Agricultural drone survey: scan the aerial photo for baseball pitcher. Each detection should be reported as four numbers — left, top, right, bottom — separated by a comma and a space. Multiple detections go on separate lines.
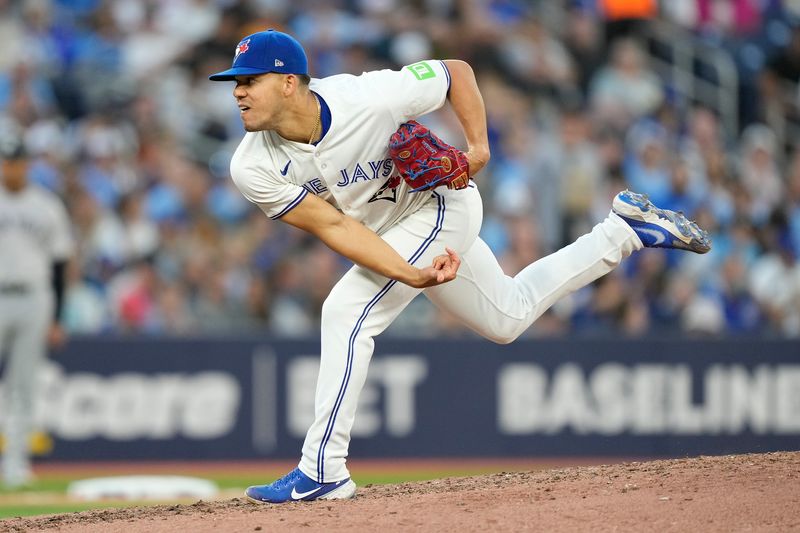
209, 29, 710, 503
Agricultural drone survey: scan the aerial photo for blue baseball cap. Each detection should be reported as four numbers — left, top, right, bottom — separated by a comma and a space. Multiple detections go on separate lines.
209, 29, 308, 81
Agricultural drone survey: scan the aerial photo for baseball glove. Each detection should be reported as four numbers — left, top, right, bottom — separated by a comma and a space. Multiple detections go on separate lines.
388, 121, 470, 192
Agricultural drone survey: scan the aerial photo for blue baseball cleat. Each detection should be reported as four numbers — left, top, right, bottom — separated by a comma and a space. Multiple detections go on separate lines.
245, 468, 356, 503
612, 190, 711, 254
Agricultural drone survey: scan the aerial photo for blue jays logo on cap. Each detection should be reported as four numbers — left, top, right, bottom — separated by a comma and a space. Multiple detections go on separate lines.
209, 29, 308, 81
234, 39, 250, 60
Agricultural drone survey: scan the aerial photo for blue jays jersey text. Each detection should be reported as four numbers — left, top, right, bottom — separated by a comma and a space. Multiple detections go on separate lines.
336, 159, 394, 187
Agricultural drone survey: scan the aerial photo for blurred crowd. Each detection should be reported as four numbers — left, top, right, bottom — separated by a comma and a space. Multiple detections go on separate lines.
1, 0, 800, 338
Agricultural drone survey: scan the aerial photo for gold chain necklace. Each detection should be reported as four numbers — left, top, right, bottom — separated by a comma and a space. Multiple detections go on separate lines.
308, 93, 321, 144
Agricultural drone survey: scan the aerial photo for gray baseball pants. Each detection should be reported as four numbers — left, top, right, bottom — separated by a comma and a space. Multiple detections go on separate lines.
0, 286, 51, 486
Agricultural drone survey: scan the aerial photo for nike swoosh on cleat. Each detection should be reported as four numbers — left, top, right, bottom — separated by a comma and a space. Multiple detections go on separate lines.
636, 227, 667, 245
280, 160, 292, 176
291, 486, 324, 500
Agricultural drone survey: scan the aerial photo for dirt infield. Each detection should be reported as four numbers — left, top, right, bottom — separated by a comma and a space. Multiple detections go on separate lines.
2, 451, 798, 532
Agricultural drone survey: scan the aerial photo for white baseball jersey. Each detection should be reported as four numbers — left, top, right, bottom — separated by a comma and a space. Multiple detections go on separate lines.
0, 185, 72, 286
225, 58, 647, 486
230, 60, 451, 235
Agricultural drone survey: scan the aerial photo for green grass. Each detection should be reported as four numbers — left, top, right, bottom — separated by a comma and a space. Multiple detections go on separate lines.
0, 469, 494, 519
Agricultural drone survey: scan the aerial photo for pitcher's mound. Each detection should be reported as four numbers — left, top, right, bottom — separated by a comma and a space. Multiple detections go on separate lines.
3, 451, 798, 532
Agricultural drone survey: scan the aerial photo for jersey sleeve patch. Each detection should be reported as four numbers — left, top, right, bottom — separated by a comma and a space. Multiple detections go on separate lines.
406, 61, 437, 80
366, 60, 450, 123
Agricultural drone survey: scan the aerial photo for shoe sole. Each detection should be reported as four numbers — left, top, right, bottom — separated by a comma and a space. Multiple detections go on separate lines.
245, 480, 357, 504
613, 190, 711, 254
317, 479, 357, 500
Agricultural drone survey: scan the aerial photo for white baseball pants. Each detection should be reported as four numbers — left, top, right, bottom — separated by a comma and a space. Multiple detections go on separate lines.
300, 185, 642, 482
0, 287, 51, 486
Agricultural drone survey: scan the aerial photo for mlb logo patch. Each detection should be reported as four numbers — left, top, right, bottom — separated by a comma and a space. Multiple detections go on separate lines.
234, 39, 250, 60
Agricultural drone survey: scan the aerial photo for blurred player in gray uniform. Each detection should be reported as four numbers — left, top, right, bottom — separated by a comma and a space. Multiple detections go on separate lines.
0, 129, 73, 488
